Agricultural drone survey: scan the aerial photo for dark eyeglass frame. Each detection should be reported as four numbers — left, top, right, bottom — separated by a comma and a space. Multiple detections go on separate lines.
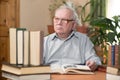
54, 17, 74, 24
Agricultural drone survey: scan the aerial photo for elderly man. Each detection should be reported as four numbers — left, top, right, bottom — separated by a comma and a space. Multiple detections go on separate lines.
43, 2, 101, 71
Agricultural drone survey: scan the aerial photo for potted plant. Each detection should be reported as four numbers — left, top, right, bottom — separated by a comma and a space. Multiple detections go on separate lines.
48, 0, 66, 22
90, 15, 120, 45
89, 15, 120, 64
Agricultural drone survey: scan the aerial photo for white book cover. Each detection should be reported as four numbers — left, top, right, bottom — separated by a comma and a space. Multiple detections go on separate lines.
24, 31, 30, 65
106, 73, 120, 80
2, 72, 50, 80
17, 30, 24, 64
9, 28, 17, 64
30, 31, 43, 66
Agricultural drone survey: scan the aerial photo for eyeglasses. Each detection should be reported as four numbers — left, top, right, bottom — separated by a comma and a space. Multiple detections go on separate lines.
54, 17, 74, 24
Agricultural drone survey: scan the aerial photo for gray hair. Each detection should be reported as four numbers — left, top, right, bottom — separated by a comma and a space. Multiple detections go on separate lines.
55, 1, 81, 25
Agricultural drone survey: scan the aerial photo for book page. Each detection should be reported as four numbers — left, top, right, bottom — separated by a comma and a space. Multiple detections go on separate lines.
75, 65, 91, 70
50, 64, 93, 74
62, 64, 91, 71
50, 64, 64, 74
61, 64, 94, 74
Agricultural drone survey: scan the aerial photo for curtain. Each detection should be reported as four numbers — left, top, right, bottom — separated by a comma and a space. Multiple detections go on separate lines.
90, 0, 106, 19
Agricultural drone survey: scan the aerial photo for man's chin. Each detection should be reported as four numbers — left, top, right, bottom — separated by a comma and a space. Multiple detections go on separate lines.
56, 32, 64, 35
55, 30, 63, 34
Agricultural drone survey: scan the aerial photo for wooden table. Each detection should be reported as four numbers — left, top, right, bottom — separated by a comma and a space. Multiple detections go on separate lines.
51, 71, 106, 80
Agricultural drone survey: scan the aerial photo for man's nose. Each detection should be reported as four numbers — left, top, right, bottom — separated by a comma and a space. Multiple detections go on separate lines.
57, 19, 62, 24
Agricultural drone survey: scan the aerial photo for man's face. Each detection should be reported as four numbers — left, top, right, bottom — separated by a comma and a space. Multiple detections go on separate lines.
53, 8, 76, 35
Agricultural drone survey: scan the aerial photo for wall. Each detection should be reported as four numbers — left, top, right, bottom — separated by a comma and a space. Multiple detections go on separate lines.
20, 0, 89, 36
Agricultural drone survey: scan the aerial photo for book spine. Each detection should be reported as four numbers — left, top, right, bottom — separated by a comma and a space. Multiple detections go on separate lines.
115, 45, 120, 66
28, 31, 30, 66
23, 31, 30, 66
30, 31, 41, 66
16, 28, 26, 65
115, 45, 119, 67
107, 45, 111, 66
111, 45, 115, 66
9, 28, 17, 64
40, 31, 44, 65
118, 44, 120, 67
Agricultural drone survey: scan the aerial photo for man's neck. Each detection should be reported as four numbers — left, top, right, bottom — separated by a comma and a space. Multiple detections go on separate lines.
57, 33, 69, 39
56, 31, 73, 40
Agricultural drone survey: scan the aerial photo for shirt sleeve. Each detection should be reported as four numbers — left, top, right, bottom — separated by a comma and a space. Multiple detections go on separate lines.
84, 36, 102, 65
43, 36, 49, 65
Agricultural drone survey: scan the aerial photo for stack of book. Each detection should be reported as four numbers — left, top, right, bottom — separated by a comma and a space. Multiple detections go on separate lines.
1, 28, 52, 80
1, 63, 51, 80
107, 45, 120, 67
106, 66, 120, 80
106, 44, 120, 80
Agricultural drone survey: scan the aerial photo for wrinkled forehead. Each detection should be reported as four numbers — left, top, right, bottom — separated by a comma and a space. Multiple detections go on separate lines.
55, 8, 74, 19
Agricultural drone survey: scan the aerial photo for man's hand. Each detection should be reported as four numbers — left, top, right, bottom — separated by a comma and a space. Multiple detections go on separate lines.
86, 60, 97, 71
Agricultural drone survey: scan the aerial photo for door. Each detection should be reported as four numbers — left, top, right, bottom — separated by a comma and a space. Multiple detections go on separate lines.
0, 0, 19, 80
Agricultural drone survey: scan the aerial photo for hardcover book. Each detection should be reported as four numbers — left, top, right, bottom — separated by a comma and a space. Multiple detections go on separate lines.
17, 29, 26, 64
23, 30, 30, 65
115, 45, 119, 67
9, 28, 26, 64
106, 73, 120, 80
107, 66, 120, 75
9, 28, 17, 64
1, 63, 51, 75
30, 31, 44, 66
2, 72, 50, 80
107, 45, 120, 67
111, 45, 115, 66
107, 45, 112, 66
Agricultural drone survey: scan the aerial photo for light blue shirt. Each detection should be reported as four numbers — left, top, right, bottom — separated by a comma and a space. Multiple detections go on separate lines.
43, 31, 101, 66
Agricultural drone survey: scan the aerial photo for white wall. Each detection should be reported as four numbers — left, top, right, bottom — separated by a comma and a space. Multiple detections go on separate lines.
20, 0, 51, 35
20, 0, 89, 36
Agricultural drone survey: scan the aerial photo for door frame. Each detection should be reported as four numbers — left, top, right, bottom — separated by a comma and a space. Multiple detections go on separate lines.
15, 0, 20, 27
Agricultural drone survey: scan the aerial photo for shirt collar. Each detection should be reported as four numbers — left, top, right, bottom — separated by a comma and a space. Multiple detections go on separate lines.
51, 31, 78, 40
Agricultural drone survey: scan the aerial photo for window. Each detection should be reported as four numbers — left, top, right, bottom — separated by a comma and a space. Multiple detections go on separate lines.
106, 0, 120, 32
106, 0, 120, 18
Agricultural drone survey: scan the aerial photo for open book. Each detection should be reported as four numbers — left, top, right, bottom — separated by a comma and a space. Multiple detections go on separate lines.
51, 64, 94, 74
